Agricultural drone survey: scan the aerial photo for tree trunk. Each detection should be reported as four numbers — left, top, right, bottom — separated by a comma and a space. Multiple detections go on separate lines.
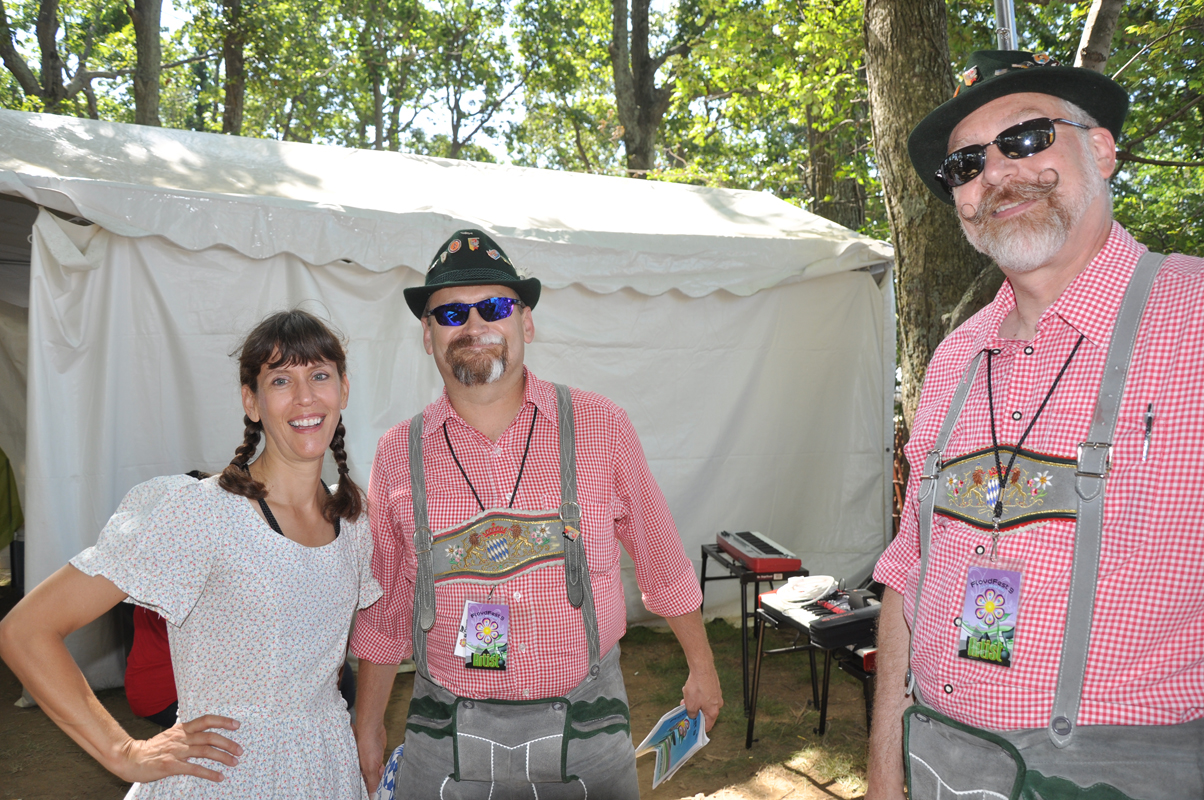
1075, 0, 1125, 72
608, 0, 679, 177
864, 0, 995, 426
808, 115, 866, 230
128, 0, 162, 126
35, 0, 66, 109
221, 0, 244, 135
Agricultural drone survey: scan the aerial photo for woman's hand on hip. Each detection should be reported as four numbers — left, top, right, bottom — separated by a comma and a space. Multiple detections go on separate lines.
115, 714, 242, 783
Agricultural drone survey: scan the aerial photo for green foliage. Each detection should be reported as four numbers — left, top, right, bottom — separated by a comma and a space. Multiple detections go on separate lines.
507, 0, 624, 172
0, 0, 136, 115
655, 0, 883, 237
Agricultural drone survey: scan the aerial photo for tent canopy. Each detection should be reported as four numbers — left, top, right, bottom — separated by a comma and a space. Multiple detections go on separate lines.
0, 109, 894, 688
0, 110, 889, 295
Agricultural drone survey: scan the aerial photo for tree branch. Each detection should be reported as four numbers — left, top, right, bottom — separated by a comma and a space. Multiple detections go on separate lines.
0, 0, 43, 97
1116, 151, 1204, 168
1123, 93, 1202, 152
1110, 25, 1190, 81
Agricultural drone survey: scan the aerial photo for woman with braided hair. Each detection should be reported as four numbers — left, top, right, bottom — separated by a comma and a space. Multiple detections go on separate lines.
0, 310, 381, 799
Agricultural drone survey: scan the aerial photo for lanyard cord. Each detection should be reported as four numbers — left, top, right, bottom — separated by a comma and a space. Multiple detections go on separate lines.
443, 406, 539, 513
985, 333, 1086, 522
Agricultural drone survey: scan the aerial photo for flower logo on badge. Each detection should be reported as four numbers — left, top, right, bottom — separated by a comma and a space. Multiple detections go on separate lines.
476, 618, 500, 645
975, 589, 1006, 625
449, 239, 461, 253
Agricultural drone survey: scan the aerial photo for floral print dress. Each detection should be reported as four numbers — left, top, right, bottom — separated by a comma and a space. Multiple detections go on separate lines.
72, 474, 382, 799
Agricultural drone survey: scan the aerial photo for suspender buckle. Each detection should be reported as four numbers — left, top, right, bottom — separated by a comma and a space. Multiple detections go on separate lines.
413, 526, 433, 554
1075, 442, 1112, 478
560, 501, 582, 525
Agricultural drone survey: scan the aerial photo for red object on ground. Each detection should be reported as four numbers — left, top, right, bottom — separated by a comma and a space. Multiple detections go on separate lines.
125, 606, 177, 718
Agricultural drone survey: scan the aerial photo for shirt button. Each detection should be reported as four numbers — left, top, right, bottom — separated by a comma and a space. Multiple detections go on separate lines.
991, 348, 1001, 355
953, 617, 962, 627
975, 545, 985, 555
523, 688, 530, 698
1012, 411, 1022, 420
944, 684, 954, 694
1023, 346, 1034, 355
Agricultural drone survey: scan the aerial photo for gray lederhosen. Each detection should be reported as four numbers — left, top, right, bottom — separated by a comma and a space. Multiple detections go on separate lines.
392, 384, 640, 800
904, 252, 1204, 800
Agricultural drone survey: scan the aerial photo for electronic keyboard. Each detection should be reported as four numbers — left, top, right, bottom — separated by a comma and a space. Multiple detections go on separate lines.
715, 530, 802, 573
759, 590, 881, 650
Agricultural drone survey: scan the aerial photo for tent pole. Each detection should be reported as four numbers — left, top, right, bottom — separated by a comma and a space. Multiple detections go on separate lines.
993, 0, 1018, 50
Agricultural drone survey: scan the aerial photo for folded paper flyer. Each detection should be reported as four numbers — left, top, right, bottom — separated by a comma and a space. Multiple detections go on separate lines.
634, 705, 710, 788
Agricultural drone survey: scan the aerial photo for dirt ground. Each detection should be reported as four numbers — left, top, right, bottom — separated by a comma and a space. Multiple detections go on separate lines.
0, 583, 870, 799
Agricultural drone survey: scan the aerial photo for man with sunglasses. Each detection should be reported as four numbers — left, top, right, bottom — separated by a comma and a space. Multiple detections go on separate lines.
867, 51, 1204, 800
350, 229, 722, 797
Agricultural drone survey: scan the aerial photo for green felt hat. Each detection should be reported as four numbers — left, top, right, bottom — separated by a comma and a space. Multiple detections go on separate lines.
403, 229, 541, 319
909, 50, 1129, 204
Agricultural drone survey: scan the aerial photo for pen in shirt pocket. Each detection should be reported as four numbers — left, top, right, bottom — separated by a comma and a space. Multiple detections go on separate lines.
1142, 403, 1154, 462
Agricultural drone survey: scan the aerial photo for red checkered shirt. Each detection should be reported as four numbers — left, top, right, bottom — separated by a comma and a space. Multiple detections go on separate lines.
876, 224, 1204, 729
351, 370, 701, 699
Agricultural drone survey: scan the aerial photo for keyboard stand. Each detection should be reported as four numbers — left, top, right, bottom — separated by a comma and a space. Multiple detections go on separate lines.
745, 605, 876, 749
698, 543, 808, 714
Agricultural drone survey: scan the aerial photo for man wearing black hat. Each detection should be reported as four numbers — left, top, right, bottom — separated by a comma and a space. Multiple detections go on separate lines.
350, 229, 723, 798
867, 52, 1204, 799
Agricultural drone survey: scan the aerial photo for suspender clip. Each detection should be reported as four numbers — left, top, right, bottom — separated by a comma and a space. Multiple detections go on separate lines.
919, 449, 943, 481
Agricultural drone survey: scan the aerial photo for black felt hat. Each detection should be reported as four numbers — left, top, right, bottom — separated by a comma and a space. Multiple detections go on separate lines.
403, 229, 541, 319
909, 50, 1129, 204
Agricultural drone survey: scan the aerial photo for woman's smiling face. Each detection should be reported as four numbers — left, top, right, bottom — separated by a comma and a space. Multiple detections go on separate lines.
241, 356, 349, 467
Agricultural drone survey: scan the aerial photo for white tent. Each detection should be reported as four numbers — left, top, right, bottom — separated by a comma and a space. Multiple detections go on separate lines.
0, 109, 895, 688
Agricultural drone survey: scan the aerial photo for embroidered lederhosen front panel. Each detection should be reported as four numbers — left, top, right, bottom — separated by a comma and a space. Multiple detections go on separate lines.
935, 446, 1079, 531
432, 508, 567, 584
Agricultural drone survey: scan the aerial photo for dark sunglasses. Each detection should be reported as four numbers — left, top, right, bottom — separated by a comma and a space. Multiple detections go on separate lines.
425, 297, 524, 326
937, 117, 1091, 193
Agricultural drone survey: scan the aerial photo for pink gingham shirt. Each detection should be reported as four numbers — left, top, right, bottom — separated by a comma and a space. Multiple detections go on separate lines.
351, 370, 700, 699
876, 224, 1204, 729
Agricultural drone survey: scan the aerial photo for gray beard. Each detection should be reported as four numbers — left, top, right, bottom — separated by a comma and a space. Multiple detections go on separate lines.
959, 169, 1099, 274
447, 335, 508, 386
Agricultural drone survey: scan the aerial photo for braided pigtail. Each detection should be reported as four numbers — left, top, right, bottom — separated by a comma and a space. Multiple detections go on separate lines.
324, 415, 364, 522
218, 415, 268, 500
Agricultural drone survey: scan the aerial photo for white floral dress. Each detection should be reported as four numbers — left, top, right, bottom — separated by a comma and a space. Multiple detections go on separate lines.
71, 474, 383, 799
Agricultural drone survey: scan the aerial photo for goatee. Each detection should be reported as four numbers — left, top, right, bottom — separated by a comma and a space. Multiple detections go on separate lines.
446, 333, 508, 386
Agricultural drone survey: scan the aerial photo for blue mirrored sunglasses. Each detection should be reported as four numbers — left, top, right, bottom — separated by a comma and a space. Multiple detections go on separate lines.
426, 297, 524, 326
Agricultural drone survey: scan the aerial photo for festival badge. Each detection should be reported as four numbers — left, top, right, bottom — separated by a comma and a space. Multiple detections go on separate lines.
486, 249, 501, 260
463, 601, 509, 670
449, 239, 462, 253
468, 237, 480, 250
956, 560, 1023, 668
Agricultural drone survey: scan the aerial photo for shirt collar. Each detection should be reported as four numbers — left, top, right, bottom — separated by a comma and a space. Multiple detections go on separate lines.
970, 222, 1145, 351
421, 367, 554, 438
